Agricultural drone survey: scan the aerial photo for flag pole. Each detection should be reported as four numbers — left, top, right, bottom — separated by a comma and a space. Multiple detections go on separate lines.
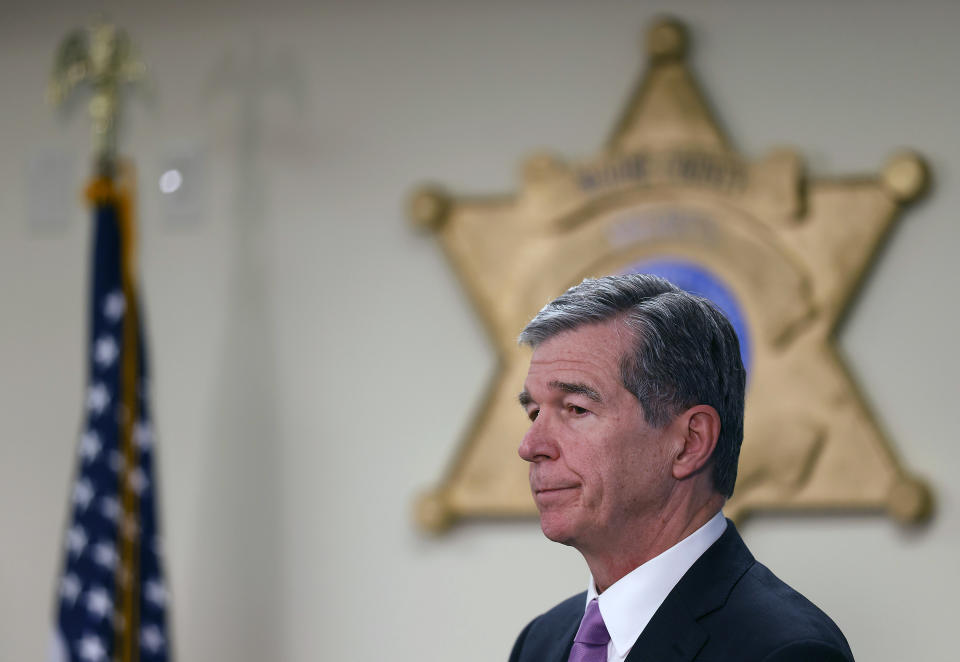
48, 22, 170, 662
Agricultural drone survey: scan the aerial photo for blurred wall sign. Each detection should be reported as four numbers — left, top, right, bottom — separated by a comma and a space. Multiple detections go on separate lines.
409, 18, 933, 533
157, 147, 207, 228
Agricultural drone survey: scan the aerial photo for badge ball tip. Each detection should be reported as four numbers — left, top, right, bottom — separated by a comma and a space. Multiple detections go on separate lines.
882, 151, 929, 203
408, 186, 451, 232
646, 17, 687, 61
415, 489, 456, 533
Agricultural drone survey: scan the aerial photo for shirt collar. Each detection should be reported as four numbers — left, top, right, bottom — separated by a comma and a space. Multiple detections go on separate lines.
585, 511, 727, 658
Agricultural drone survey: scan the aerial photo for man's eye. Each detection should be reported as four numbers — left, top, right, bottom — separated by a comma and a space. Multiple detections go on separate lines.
567, 405, 588, 415
528, 409, 539, 422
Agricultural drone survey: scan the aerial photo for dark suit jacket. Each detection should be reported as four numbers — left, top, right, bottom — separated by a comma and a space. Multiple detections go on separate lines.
509, 522, 853, 662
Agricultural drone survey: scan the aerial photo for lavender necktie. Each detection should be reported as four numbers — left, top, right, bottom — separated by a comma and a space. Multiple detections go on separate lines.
567, 598, 610, 662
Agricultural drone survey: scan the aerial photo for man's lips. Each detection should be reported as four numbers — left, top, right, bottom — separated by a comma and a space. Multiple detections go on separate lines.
534, 485, 578, 494
532, 485, 580, 503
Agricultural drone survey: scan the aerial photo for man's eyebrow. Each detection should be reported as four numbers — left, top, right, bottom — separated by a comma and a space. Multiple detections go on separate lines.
549, 381, 603, 403
518, 390, 533, 407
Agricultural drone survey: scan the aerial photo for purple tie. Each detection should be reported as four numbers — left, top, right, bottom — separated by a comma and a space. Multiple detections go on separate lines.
567, 599, 610, 662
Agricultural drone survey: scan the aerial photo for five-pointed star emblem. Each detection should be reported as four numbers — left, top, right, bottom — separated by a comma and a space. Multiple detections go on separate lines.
410, 18, 932, 532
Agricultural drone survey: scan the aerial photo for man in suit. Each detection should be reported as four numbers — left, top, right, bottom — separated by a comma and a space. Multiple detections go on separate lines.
510, 274, 853, 662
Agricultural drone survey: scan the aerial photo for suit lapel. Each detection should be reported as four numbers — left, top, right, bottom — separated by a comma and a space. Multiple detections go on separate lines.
549, 612, 580, 661
519, 591, 583, 662
624, 521, 754, 662
625, 597, 706, 662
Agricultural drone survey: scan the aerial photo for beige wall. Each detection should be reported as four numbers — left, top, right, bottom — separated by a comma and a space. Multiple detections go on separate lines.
2, 1, 958, 660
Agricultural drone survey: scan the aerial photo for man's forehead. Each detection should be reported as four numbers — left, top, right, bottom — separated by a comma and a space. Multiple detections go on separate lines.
523, 325, 632, 399
528, 321, 631, 368
525, 350, 613, 387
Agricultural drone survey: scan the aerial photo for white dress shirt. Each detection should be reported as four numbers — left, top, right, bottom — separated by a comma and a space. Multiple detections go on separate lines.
584, 511, 727, 662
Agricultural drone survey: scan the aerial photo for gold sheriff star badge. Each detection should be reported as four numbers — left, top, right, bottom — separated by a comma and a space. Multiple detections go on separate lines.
410, 18, 933, 532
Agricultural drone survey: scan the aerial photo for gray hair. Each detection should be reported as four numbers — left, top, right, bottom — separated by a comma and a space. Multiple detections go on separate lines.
518, 273, 746, 498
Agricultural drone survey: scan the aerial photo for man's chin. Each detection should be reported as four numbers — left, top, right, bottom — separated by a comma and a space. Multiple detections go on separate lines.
538, 515, 577, 546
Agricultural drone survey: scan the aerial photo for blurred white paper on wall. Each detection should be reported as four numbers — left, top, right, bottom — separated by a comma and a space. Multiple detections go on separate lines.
156, 146, 207, 228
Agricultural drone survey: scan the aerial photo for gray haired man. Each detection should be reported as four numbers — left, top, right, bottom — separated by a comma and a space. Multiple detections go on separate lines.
509, 274, 852, 662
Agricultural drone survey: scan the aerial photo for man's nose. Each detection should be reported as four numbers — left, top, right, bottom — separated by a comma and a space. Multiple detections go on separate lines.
518, 416, 558, 463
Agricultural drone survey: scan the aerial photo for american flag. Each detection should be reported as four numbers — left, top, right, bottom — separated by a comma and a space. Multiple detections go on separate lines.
49, 171, 171, 662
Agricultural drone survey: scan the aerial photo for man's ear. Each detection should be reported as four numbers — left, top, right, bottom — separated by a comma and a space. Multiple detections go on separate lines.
671, 405, 721, 481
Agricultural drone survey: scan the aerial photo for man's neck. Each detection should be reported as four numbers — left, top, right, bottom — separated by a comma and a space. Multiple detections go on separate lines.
582, 493, 725, 594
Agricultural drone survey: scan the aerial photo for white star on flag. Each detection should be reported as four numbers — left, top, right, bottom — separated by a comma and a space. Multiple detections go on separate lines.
92, 541, 117, 570
77, 633, 107, 662
99, 496, 120, 522
134, 421, 153, 450
86, 383, 111, 416
72, 479, 95, 511
59, 573, 82, 605
140, 624, 165, 654
84, 586, 113, 621
93, 335, 119, 368
78, 430, 101, 463
144, 579, 167, 607
103, 290, 125, 322
66, 525, 88, 557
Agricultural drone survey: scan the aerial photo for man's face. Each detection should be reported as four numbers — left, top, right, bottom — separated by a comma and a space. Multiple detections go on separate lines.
518, 320, 678, 552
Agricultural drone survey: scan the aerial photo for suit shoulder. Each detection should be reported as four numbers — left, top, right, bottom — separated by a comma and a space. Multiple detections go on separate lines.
758, 638, 854, 662
706, 561, 853, 659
